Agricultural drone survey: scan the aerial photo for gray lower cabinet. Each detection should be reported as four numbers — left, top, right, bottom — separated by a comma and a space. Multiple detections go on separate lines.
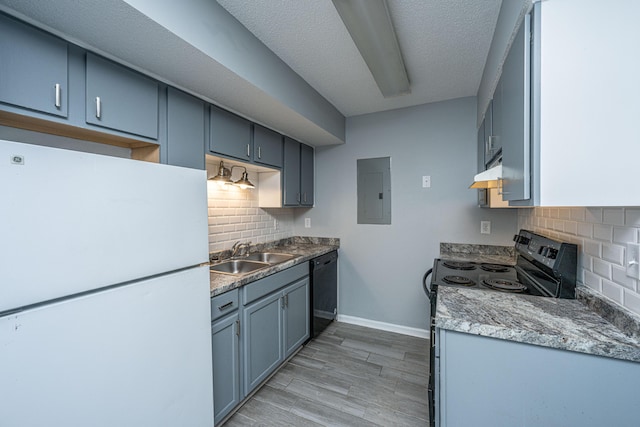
242, 290, 284, 393
166, 87, 205, 169
211, 289, 241, 424
209, 105, 252, 161
0, 13, 68, 118
241, 263, 310, 396
437, 329, 640, 426
283, 137, 314, 207
85, 53, 159, 139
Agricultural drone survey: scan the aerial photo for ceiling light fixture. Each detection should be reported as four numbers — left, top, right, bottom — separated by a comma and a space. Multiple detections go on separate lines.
332, 0, 410, 98
208, 160, 255, 189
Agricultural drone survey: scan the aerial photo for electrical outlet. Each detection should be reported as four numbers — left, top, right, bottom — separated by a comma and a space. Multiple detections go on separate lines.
422, 175, 431, 188
480, 221, 491, 234
626, 243, 640, 279
304, 218, 311, 228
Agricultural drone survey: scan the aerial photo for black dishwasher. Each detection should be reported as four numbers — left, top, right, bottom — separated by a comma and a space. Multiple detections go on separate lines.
309, 251, 338, 338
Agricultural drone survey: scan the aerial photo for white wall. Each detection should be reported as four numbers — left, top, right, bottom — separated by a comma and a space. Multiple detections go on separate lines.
519, 207, 640, 317
294, 97, 518, 330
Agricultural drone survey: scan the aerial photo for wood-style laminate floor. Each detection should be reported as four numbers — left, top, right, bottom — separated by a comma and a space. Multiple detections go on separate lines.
223, 322, 430, 426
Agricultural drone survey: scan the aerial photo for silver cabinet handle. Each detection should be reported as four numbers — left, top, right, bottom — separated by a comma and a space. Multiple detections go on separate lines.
95, 97, 101, 119
297, 193, 301, 203
54, 84, 61, 108
218, 301, 234, 311
303, 193, 307, 203
258, 146, 261, 159
235, 319, 240, 337
246, 144, 250, 157
284, 294, 289, 308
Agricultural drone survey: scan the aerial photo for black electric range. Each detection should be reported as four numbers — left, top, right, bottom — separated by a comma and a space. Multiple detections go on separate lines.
423, 230, 578, 427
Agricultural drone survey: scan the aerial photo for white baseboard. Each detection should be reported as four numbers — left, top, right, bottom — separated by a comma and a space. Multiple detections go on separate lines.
336, 314, 430, 339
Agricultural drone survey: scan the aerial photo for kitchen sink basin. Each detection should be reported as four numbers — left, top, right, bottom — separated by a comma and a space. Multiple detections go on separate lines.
210, 259, 269, 275
244, 252, 296, 264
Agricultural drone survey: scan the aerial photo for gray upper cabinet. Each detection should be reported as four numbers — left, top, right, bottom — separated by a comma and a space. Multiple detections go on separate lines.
209, 105, 252, 161
167, 88, 205, 169
283, 137, 302, 206
300, 144, 314, 206
283, 137, 314, 207
500, 14, 531, 201
0, 13, 68, 118
85, 53, 159, 139
253, 124, 283, 168
477, 120, 486, 173
483, 101, 495, 168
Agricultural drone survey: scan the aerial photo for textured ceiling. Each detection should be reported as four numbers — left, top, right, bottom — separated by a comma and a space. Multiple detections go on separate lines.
217, 0, 503, 117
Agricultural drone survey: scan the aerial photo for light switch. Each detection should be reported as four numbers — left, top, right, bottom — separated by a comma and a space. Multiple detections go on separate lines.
422, 175, 431, 188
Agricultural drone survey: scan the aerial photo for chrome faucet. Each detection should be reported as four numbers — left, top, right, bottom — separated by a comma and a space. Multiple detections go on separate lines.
231, 240, 251, 257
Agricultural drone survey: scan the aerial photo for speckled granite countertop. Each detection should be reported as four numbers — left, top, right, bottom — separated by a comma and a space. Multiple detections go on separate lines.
209, 237, 339, 297
436, 286, 640, 363
434, 243, 640, 362
439, 243, 516, 265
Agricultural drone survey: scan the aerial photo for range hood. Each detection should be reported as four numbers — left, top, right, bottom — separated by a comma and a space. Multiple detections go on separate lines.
469, 164, 502, 189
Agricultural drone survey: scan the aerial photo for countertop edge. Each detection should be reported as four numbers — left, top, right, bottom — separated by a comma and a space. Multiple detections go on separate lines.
209, 243, 339, 297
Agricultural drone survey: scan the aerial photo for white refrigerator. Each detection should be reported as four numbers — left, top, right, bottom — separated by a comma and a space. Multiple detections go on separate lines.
0, 140, 214, 426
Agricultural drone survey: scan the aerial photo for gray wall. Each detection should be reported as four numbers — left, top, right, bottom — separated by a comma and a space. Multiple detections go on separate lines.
294, 97, 518, 330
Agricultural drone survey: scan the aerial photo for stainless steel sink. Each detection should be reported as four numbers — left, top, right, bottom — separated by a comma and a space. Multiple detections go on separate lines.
209, 259, 269, 275
244, 252, 296, 264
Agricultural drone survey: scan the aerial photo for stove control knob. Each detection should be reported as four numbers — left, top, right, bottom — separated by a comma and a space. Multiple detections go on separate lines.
547, 248, 558, 259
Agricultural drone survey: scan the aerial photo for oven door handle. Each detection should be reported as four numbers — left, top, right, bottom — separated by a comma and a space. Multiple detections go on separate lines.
423, 268, 433, 299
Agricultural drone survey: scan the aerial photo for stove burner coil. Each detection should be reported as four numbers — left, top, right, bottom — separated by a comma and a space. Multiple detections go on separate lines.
482, 279, 527, 293
442, 261, 476, 270
443, 275, 476, 286
480, 264, 512, 273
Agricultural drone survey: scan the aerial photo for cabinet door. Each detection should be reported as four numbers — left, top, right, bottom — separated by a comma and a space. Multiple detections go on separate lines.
477, 120, 485, 173
167, 88, 205, 169
483, 101, 494, 168
283, 137, 301, 206
300, 143, 314, 206
209, 105, 252, 161
253, 124, 283, 168
242, 291, 283, 395
501, 14, 531, 201
489, 81, 503, 166
0, 14, 68, 117
85, 53, 159, 139
283, 278, 310, 358
211, 312, 240, 425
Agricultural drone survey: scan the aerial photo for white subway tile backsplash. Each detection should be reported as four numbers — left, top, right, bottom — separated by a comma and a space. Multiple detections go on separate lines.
519, 206, 640, 317
206, 183, 294, 252
603, 208, 624, 226
602, 280, 623, 304
577, 223, 592, 238
613, 227, 637, 244
602, 243, 624, 265
593, 224, 613, 241
570, 207, 585, 221
583, 240, 601, 258
611, 265, 637, 291
585, 207, 603, 223
625, 209, 640, 227
592, 258, 611, 279
624, 290, 640, 314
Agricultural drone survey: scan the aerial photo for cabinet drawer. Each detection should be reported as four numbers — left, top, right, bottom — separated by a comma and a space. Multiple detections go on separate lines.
242, 263, 308, 305
210, 288, 239, 322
